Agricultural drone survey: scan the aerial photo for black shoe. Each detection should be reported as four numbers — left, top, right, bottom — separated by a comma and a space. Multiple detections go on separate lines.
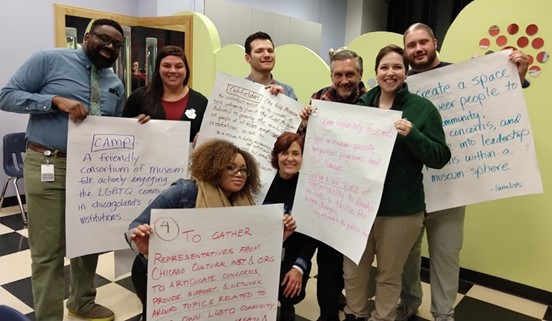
338, 292, 347, 310
279, 304, 295, 321
343, 313, 366, 321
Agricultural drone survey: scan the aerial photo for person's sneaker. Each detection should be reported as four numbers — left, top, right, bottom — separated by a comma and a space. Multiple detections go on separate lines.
434, 315, 455, 321
68, 303, 115, 321
394, 304, 417, 321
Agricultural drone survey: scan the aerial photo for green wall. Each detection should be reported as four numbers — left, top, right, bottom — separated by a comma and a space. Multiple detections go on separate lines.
185, 0, 551, 292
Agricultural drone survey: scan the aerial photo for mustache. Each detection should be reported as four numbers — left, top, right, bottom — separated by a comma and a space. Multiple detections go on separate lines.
99, 46, 115, 57
338, 83, 354, 88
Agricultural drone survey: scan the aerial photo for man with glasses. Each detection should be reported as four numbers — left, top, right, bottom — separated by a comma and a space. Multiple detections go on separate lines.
0, 18, 125, 321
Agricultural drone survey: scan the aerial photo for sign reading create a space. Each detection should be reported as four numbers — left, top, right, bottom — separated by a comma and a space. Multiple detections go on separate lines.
407, 50, 543, 212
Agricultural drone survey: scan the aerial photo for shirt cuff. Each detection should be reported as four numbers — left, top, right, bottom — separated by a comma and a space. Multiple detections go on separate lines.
292, 265, 304, 275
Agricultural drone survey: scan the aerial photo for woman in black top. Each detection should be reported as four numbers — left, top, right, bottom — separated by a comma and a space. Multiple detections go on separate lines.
263, 132, 316, 321
123, 45, 207, 143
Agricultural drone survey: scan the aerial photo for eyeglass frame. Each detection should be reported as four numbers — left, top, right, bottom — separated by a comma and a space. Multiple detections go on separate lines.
91, 32, 123, 50
226, 166, 251, 177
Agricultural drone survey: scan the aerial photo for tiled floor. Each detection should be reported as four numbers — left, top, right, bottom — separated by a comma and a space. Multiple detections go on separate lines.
1, 205, 551, 321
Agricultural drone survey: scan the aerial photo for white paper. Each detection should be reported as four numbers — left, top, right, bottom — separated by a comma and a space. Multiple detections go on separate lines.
66, 117, 190, 258
147, 204, 283, 321
407, 50, 543, 212
293, 100, 401, 264
196, 73, 304, 203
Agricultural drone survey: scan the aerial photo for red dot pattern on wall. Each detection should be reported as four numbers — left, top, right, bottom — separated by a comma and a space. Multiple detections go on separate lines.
479, 23, 547, 78
537, 51, 549, 63
496, 35, 508, 46
480, 38, 491, 49
517, 37, 529, 48
532, 38, 544, 49
526, 24, 538, 36
507, 23, 519, 35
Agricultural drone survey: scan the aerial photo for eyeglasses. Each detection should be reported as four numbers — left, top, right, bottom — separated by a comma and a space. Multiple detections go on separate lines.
91, 32, 123, 50
226, 166, 251, 177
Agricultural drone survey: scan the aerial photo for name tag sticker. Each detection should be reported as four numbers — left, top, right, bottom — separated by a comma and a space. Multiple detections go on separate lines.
41, 164, 55, 182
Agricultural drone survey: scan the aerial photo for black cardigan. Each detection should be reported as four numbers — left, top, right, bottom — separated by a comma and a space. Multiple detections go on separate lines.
122, 86, 208, 142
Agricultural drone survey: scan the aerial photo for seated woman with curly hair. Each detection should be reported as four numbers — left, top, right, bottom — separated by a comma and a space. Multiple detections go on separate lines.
126, 139, 297, 320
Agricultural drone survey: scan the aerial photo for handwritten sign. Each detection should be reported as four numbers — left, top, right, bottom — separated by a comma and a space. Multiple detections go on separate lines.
407, 50, 543, 212
66, 117, 190, 258
293, 100, 401, 264
147, 204, 283, 321
197, 73, 303, 202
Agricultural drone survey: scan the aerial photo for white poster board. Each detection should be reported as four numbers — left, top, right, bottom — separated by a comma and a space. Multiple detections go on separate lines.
147, 204, 283, 321
293, 100, 401, 264
407, 50, 543, 212
196, 73, 303, 202
66, 117, 190, 258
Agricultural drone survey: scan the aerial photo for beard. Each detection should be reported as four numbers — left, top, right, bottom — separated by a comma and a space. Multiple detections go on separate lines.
86, 45, 118, 69
410, 49, 437, 71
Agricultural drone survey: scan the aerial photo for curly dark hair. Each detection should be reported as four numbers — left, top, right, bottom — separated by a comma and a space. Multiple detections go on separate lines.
270, 132, 304, 170
190, 139, 261, 197
91, 18, 124, 38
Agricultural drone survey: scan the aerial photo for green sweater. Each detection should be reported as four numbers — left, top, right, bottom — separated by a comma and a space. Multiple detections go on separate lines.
358, 83, 451, 216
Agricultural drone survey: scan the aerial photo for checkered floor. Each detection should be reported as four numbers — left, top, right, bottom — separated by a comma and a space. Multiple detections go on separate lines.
1, 205, 551, 321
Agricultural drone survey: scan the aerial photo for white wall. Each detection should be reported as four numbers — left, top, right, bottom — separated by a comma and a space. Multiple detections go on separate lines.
205, 0, 322, 56
224, 0, 347, 60
0, 0, 138, 198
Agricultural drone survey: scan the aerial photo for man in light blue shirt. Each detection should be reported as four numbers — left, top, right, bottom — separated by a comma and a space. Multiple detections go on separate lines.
0, 18, 125, 321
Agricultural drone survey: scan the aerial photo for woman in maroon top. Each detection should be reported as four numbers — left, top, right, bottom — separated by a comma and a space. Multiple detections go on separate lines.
123, 45, 207, 142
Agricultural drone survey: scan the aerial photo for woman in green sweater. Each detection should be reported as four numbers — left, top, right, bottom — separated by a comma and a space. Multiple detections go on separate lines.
342, 45, 451, 321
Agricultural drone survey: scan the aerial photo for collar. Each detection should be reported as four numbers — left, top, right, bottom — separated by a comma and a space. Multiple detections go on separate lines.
368, 83, 410, 109
78, 48, 104, 74
246, 73, 275, 85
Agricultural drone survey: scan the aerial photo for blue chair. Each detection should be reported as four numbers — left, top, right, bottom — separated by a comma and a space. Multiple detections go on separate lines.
0, 305, 31, 321
0, 132, 27, 223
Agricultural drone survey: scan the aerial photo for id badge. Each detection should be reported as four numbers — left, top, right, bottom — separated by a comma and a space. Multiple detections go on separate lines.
41, 164, 55, 182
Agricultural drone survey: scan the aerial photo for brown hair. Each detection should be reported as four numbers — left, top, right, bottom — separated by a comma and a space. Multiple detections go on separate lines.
270, 132, 304, 169
244, 31, 274, 55
190, 139, 261, 197
403, 22, 436, 45
374, 44, 409, 74
143, 45, 190, 115
329, 48, 363, 74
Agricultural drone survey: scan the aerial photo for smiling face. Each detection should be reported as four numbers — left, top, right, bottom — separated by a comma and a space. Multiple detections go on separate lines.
245, 39, 275, 73
219, 153, 248, 197
83, 25, 123, 69
404, 28, 438, 71
331, 58, 363, 100
376, 52, 407, 95
159, 55, 187, 90
277, 141, 302, 180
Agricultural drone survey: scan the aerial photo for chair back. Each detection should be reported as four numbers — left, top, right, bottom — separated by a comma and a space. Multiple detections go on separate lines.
3, 132, 26, 178
0, 305, 31, 321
